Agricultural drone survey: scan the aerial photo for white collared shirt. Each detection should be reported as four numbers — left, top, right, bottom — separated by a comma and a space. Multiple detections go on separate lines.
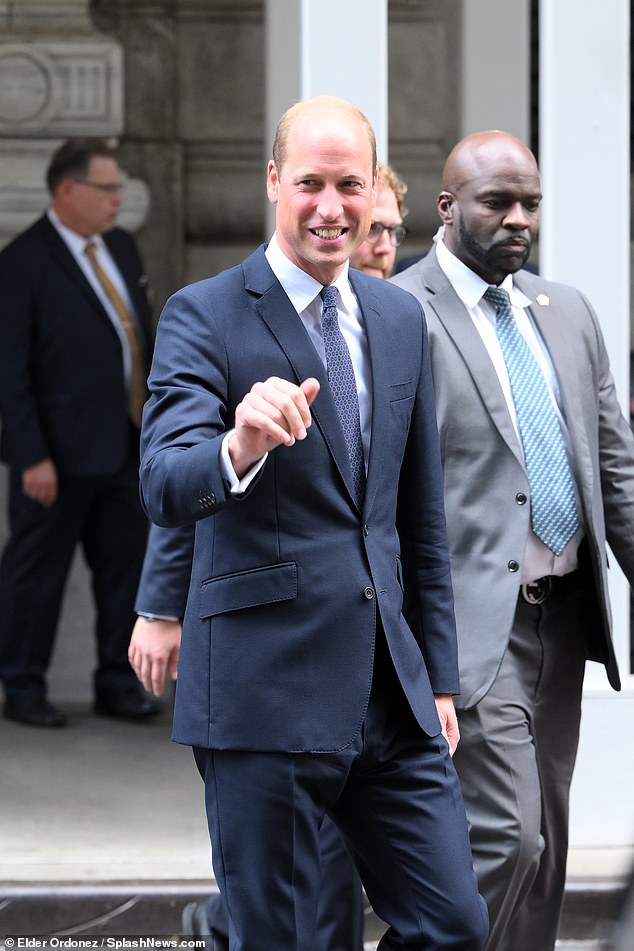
221, 237, 372, 495
436, 239, 582, 582
47, 209, 135, 387
265, 234, 372, 463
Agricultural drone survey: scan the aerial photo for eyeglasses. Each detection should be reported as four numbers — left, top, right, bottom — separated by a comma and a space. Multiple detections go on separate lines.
71, 178, 125, 194
367, 221, 408, 247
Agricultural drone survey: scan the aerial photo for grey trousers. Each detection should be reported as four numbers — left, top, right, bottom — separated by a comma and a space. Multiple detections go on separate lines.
454, 567, 595, 951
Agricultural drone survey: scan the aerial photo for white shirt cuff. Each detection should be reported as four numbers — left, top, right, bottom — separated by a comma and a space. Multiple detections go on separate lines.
220, 430, 268, 494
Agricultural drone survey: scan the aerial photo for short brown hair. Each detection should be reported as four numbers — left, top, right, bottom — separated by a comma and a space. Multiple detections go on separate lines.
46, 138, 118, 194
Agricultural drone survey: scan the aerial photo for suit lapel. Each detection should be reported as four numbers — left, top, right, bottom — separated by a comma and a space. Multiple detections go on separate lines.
245, 250, 362, 508
43, 217, 123, 333
421, 254, 524, 465
349, 275, 386, 517
104, 232, 152, 352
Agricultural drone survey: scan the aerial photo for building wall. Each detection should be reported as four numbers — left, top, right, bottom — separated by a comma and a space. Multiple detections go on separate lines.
1, 0, 464, 314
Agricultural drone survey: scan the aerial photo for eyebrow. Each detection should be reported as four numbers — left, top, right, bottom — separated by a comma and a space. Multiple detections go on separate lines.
478, 188, 543, 201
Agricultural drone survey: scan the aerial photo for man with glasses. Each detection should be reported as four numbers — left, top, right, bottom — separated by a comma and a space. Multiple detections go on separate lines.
0, 138, 159, 726
349, 161, 408, 279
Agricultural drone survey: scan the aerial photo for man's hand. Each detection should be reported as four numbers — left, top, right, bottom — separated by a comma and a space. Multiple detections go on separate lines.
229, 377, 320, 477
128, 617, 181, 696
434, 693, 460, 756
22, 459, 58, 508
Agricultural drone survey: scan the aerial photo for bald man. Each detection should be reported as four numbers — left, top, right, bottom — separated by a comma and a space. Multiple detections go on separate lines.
392, 132, 634, 951
139, 98, 487, 951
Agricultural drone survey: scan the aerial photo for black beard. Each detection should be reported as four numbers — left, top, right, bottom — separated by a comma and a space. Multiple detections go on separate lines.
458, 215, 531, 280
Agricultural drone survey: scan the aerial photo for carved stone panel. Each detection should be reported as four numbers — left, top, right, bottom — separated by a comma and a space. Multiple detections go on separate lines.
0, 42, 123, 136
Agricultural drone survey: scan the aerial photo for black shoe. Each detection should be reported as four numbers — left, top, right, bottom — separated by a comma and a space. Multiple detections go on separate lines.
94, 684, 162, 720
181, 900, 228, 951
4, 695, 68, 727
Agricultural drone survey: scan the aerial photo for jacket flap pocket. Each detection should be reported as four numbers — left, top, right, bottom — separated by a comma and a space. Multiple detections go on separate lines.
389, 380, 414, 402
199, 561, 297, 618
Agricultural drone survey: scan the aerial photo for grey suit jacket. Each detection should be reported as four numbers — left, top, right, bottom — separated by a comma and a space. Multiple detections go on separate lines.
392, 246, 634, 708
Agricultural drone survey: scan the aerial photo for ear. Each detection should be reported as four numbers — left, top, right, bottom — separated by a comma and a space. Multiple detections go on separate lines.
56, 178, 76, 203
266, 160, 279, 205
437, 190, 455, 224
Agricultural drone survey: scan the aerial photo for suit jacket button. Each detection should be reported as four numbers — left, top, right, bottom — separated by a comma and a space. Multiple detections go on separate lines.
508, 560, 519, 573
515, 492, 527, 505
363, 586, 375, 600
363, 524, 369, 537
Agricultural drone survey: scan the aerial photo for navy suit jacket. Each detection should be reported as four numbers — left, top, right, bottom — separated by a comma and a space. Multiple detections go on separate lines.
134, 522, 194, 618
0, 214, 152, 477
140, 245, 459, 753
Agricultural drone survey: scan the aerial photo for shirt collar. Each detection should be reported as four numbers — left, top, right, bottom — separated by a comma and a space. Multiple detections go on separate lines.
47, 208, 104, 257
265, 232, 352, 315
436, 237, 532, 310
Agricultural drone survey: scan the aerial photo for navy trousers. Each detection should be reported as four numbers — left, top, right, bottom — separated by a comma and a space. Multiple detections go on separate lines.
204, 813, 364, 951
194, 638, 488, 951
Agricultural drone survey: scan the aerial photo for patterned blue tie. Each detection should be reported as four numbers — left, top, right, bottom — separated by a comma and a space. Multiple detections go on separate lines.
320, 286, 366, 507
484, 286, 578, 555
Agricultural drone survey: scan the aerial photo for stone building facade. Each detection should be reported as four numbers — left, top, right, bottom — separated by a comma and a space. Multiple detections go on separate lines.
1, 0, 462, 314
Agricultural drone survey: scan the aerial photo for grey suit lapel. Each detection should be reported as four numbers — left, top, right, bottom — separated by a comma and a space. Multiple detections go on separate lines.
421, 255, 524, 465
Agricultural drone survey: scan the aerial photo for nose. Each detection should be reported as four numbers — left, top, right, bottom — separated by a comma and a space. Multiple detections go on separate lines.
503, 202, 530, 230
373, 228, 392, 253
317, 186, 343, 221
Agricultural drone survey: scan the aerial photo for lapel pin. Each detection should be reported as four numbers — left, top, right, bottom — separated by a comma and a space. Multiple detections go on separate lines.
536, 293, 550, 306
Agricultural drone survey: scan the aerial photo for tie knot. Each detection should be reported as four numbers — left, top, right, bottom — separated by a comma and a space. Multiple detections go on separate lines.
483, 285, 511, 311
84, 241, 97, 261
320, 285, 339, 310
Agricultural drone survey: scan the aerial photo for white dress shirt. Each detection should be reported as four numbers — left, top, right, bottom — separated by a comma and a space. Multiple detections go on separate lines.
436, 239, 583, 582
221, 235, 372, 494
47, 209, 135, 389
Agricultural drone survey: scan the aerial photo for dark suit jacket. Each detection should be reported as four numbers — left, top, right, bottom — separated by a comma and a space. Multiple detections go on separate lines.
392, 246, 634, 707
0, 214, 152, 477
140, 245, 459, 753
134, 523, 194, 618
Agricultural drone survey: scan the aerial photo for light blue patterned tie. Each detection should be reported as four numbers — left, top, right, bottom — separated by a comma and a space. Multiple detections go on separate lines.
484, 286, 578, 555
320, 286, 366, 507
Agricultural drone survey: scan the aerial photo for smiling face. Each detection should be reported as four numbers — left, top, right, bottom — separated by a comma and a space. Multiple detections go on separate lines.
267, 101, 376, 286
438, 132, 542, 285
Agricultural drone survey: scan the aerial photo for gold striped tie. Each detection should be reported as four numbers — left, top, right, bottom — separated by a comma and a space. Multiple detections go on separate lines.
85, 241, 148, 429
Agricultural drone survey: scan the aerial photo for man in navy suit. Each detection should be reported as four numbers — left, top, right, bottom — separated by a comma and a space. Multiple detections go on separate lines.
128, 161, 411, 951
0, 138, 159, 727
139, 97, 487, 950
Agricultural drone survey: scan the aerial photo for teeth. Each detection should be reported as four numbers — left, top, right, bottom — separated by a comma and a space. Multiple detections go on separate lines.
314, 228, 343, 239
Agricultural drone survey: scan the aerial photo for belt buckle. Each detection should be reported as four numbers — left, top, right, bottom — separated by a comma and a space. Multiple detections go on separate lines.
521, 576, 552, 605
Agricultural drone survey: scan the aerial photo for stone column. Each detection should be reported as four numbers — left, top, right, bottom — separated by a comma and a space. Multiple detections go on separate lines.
459, 0, 530, 142
539, 0, 634, 863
